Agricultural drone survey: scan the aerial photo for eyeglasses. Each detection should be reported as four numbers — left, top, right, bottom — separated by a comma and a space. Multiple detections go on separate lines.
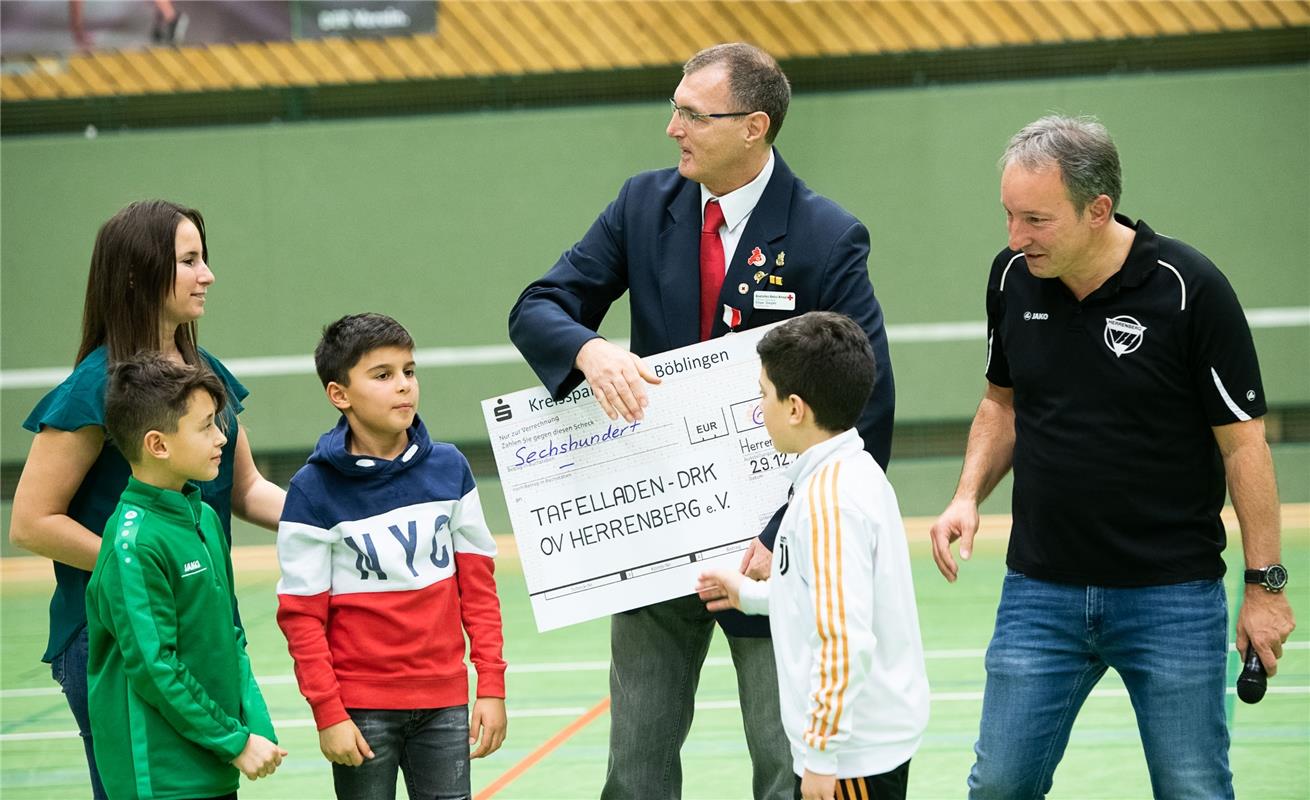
669, 98, 752, 125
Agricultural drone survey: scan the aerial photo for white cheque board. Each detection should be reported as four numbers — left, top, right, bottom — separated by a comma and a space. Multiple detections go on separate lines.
482, 326, 794, 631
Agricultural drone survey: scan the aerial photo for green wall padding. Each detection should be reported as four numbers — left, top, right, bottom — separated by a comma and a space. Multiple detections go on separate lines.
3, 65, 1307, 460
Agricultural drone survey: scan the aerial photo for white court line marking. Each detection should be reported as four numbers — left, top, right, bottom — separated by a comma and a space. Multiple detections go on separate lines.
0, 650, 994, 698
2, 307, 1305, 389
3, 686, 1307, 742
4, 643, 1306, 699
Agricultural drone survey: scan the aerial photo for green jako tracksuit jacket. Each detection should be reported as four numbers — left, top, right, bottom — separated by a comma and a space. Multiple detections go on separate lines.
86, 477, 276, 800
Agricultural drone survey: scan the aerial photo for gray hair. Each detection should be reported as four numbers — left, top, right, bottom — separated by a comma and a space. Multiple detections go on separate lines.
1001, 115, 1122, 214
684, 43, 791, 144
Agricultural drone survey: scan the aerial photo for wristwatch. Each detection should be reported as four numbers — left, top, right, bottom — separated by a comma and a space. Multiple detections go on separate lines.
1244, 564, 1288, 593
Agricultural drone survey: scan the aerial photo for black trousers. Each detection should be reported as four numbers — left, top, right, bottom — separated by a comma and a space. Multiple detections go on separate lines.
794, 759, 910, 800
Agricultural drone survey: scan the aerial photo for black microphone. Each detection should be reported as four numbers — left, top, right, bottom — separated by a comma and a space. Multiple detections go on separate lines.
1236, 646, 1267, 704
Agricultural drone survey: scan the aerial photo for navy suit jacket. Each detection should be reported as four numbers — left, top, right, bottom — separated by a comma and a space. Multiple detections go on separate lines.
509, 151, 895, 635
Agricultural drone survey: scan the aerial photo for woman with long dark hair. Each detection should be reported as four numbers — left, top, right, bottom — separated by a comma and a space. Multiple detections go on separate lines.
10, 200, 285, 798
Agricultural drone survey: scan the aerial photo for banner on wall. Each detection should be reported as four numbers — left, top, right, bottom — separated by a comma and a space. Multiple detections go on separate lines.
0, 1, 437, 59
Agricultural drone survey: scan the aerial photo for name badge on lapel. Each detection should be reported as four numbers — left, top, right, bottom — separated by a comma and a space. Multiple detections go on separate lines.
754, 291, 796, 311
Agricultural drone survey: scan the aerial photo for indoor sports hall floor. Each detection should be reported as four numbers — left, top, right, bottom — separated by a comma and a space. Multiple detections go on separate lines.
2, 509, 1306, 799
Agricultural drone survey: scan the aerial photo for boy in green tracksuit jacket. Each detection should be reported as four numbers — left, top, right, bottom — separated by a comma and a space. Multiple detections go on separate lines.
86, 355, 286, 799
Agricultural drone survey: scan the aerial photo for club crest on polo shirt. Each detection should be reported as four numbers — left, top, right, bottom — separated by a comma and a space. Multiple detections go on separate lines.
1104, 315, 1147, 358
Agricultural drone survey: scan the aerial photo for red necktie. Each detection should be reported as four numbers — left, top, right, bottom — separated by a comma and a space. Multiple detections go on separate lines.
699, 199, 726, 341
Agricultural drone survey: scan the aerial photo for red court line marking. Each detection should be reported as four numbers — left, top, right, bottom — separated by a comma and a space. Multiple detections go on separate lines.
475, 696, 611, 800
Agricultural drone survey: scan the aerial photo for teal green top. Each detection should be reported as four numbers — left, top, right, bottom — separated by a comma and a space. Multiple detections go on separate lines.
22, 345, 247, 661
86, 477, 276, 800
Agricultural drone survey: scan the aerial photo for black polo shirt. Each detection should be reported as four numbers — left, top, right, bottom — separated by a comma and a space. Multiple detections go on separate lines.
985, 216, 1266, 586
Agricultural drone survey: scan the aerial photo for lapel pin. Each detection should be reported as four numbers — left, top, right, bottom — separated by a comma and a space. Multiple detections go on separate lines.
738, 282, 749, 295
769, 275, 783, 286
747, 246, 766, 267
753, 270, 766, 284
775, 251, 785, 267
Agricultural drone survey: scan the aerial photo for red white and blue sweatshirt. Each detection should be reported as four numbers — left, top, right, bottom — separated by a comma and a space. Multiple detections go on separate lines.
276, 416, 505, 730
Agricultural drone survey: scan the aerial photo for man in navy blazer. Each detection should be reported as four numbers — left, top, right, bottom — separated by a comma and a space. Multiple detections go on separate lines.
509, 44, 894, 800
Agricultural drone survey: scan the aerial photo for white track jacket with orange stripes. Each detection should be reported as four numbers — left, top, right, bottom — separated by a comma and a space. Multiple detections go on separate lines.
739, 428, 928, 778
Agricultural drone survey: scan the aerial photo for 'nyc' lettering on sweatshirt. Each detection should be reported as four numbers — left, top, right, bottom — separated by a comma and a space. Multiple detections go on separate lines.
276, 416, 505, 729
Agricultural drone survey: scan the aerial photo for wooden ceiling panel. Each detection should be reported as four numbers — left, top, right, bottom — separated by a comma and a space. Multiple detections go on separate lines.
408, 34, 469, 78
4, 1, 1304, 101
1167, 1, 1224, 33
567, 2, 643, 68
263, 41, 318, 86
232, 43, 290, 86
290, 40, 349, 85
530, 2, 610, 68
63, 55, 115, 96
628, 2, 693, 62
884, 1, 952, 50
88, 51, 147, 94
149, 48, 207, 92
974, 2, 1037, 45
911, 1, 974, 48
477, 3, 566, 72
1241, 1, 1286, 27
1040, 1, 1097, 39
771, 1, 835, 56
1278, 0, 1310, 25
1135, 2, 1191, 36
119, 51, 174, 93
1, 74, 33, 101
381, 36, 440, 79
717, 1, 794, 58
433, 10, 502, 75
822, 1, 889, 52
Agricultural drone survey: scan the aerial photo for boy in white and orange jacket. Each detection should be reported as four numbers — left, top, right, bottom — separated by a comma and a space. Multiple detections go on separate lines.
699, 312, 928, 800
276, 313, 505, 800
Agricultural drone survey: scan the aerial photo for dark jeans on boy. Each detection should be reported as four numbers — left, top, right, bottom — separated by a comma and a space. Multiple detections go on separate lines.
332, 706, 470, 800
793, 760, 910, 800
51, 628, 108, 800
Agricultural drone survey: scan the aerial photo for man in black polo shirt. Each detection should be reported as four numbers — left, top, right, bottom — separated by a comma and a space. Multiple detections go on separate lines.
929, 115, 1296, 798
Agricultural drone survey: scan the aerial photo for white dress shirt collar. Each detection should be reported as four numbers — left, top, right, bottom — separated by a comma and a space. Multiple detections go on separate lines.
700, 149, 775, 233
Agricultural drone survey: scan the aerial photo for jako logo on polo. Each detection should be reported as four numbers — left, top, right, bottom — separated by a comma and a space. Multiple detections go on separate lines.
1104, 315, 1147, 358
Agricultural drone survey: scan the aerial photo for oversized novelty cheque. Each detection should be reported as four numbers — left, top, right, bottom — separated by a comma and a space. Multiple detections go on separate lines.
483, 325, 793, 631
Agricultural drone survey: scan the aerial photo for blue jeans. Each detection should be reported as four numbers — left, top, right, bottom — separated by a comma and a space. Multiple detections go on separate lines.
332, 706, 470, 800
602, 594, 792, 800
968, 570, 1232, 799
51, 628, 108, 800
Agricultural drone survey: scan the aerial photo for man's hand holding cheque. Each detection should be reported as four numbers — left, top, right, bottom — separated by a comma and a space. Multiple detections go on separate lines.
574, 338, 661, 423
